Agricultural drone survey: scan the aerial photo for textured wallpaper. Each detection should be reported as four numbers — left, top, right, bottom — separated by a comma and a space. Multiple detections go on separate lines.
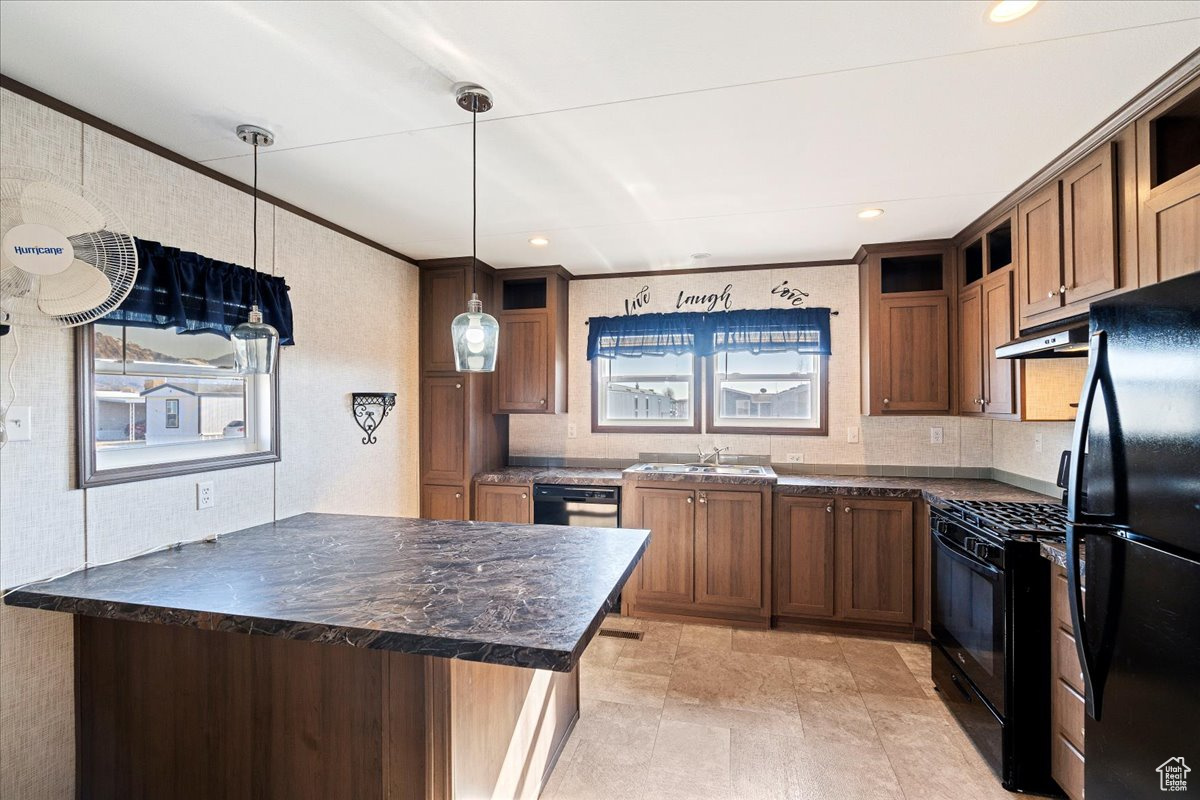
0, 87, 420, 799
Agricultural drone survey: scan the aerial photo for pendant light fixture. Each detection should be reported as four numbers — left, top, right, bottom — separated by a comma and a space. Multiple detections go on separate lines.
450, 83, 500, 373
231, 124, 280, 375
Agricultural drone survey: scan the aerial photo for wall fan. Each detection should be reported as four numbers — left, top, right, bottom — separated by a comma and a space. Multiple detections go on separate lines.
1, 167, 137, 332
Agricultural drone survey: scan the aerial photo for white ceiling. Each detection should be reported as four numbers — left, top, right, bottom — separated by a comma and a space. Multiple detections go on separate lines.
2, 1, 1198, 274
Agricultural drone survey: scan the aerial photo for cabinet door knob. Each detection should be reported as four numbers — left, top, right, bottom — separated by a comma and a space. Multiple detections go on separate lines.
882, 397, 890, 405
686, 497, 693, 504
455, 383, 462, 389
539, 398, 546, 405
825, 505, 833, 513
844, 506, 851, 513
521, 493, 528, 499
455, 492, 462, 499
1047, 291, 1056, 298
698, 493, 707, 504
1059, 285, 1067, 294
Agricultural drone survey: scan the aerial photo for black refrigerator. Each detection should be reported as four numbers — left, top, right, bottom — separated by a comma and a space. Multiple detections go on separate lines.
1065, 271, 1200, 799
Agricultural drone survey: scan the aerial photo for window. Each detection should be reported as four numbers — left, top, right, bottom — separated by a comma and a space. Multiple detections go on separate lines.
79, 322, 279, 487
707, 351, 827, 434
592, 352, 699, 432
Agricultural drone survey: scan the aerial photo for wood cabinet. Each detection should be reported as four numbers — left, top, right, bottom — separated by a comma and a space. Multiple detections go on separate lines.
1137, 76, 1200, 287
773, 497, 835, 618
1016, 128, 1140, 331
624, 480, 771, 625
422, 483, 466, 521
695, 489, 763, 610
774, 495, 915, 630
957, 284, 984, 415
959, 269, 1017, 417
836, 499, 914, 625
1050, 565, 1087, 800
857, 241, 955, 416
474, 483, 532, 524
418, 259, 507, 518
493, 268, 569, 415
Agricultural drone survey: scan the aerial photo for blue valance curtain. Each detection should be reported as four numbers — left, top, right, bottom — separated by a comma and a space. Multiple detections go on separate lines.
103, 238, 295, 345
587, 307, 831, 360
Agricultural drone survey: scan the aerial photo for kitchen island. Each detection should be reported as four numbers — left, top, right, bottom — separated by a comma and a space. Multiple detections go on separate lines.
4, 512, 649, 800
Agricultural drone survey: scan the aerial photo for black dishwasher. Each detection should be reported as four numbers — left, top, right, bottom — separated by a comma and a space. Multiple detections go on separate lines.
532, 484, 621, 528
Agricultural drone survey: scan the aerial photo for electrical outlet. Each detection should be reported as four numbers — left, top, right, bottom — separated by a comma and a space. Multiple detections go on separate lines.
197, 481, 215, 510
567, 422, 577, 439
786, 453, 804, 464
1034, 432, 1043, 453
930, 427, 944, 445
3, 406, 31, 441
847, 425, 860, 444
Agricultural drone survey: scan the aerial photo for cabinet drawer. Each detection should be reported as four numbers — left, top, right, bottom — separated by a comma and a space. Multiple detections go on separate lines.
1052, 733, 1086, 800
1053, 677, 1086, 753
1054, 626, 1085, 695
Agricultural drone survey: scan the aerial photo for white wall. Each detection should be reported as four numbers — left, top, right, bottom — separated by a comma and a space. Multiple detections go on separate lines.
0, 88, 420, 799
509, 264, 1076, 481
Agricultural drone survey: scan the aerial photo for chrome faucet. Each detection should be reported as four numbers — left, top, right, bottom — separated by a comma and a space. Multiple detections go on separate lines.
697, 445, 731, 466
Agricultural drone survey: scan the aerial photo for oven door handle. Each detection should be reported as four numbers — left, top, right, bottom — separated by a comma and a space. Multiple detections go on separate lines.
932, 529, 1002, 577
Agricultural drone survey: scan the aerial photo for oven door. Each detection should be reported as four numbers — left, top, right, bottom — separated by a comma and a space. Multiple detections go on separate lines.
931, 521, 1006, 711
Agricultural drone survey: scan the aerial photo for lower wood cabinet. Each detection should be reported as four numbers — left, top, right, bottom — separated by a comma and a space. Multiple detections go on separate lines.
474, 483, 532, 524
1050, 565, 1087, 800
624, 481, 770, 625
422, 484, 466, 521
774, 495, 914, 629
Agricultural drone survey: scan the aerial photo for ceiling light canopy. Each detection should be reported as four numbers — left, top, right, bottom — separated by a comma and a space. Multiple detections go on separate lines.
857, 208, 885, 219
988, 1, 1039, 24
529, 236, 549, 247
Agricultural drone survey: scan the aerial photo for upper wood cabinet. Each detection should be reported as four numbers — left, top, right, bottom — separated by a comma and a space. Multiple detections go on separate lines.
1137, 76, 1200, 287
493, 268, 569, 415
958, 284, 984, 415
835, 499, 914, 625
857, 242, 954, 416
773, 495, 915, 629
474, 483, 532, 524
773, 496, 835, 618
421, 267, 469, 374
982, 270, 1016, 416
1016, 127, 1139, 330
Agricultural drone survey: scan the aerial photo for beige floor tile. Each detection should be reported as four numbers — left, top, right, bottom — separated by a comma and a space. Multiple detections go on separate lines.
793, 689, 880, 747
668, 648, 799, 715
573, 698, 661, 749
788, 656, 858, 694
732, 628, 843, 660
580, 664, 669, 709
730, 728, 799, 800
550, 756, 650, 800
678, 624, 732, 651
613, 655, 675, 676
648, 718, 732, 787
599, 613, 646, 632
661, 696, 805, 737
860, 690, 950, 718
838, 637, 927, 697
580, 634, 625, 669
640, 769, 734, 800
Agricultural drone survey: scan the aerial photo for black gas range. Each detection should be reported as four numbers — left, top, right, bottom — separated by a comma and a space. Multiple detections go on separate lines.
929, 499, 1066, 795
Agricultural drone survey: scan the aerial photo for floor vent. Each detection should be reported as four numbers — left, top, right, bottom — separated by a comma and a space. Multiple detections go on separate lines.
598, 629, 644, 641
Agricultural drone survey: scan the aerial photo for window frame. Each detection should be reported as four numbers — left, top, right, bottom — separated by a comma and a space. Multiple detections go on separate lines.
590, 355, 702, 434
76, 325, 281, 488
704, 353, 829, 436
164, 398, 181, 429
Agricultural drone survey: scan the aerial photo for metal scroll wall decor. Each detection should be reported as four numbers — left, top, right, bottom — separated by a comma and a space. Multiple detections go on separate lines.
351, 393, 396, 445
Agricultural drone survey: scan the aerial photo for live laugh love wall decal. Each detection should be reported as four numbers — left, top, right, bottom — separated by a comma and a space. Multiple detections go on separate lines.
620, 279, 811, 315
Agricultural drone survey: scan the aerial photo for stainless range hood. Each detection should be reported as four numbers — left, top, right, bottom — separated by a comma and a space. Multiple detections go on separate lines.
995, 317, 1090, 359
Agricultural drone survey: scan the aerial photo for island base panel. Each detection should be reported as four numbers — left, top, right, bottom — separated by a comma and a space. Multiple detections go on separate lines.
74, 616, 578, 799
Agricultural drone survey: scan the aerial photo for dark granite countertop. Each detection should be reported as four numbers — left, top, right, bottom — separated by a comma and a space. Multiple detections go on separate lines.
474, 467, 625, 486
775, 475, 1058, 505
1040, 540, 1085, 579
3, 513, 649, 673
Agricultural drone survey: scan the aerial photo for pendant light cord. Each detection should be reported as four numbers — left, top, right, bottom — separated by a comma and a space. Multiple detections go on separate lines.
471, 108, 478, 297
252, 141, 261, 309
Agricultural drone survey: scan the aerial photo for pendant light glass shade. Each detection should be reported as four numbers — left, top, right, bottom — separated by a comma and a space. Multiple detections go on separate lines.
451, 293, 499, 372
233, 304, 279, 374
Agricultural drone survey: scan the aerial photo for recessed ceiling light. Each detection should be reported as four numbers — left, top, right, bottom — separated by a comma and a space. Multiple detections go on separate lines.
988, 0, 1038, 23
691, 252, 711, 260
528, 236, 549, 247
857, 208, 884, 220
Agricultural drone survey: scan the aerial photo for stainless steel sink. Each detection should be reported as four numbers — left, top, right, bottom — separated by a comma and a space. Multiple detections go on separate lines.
628, 463, 768, 476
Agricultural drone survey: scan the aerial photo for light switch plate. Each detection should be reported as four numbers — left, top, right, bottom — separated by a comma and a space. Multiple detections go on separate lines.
4, 406, 31, 441
847, 426, 860, 444
197, 481, 215, 510
786, 453, 804, 463
930, 427, 944, 445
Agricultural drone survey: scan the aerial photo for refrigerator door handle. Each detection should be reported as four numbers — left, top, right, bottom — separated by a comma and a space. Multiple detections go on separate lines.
1067, 523, 1102, 720
1067, 330, 1112, 526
